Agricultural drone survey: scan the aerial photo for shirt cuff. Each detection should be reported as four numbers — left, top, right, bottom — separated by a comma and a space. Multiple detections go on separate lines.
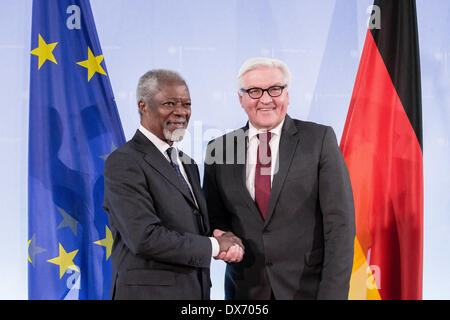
209, 237, 220, 257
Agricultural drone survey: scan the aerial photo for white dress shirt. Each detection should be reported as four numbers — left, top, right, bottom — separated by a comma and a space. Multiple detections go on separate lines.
245, 118, 285, 200
138, 125, 219, 257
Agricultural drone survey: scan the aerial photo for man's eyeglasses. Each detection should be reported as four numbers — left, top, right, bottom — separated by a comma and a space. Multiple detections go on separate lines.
240, 85, 287, 99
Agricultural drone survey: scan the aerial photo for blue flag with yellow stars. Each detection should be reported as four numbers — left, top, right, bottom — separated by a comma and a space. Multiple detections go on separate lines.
28, 0, 125, 299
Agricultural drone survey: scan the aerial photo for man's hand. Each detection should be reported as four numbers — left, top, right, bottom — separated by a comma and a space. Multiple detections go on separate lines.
213, 229, 244, 263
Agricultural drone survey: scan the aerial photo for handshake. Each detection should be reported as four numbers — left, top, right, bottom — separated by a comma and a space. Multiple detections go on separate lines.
213, 229, 244, 263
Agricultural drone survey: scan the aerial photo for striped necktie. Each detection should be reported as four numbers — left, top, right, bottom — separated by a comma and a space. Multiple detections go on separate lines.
166, 147, 205, 234
166, 147, 194, 201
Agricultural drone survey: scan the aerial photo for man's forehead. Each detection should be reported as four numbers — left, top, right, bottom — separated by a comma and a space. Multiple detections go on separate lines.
157, 83, 190, 99
242, 67, 284, 84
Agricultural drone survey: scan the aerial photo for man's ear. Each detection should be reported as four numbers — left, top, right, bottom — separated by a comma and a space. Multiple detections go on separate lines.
238, 92, 244, 108
138, 101, 146, 114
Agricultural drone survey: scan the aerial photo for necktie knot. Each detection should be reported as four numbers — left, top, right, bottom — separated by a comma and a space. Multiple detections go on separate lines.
166, 147, 177, 164
256, 132, 272, 167
257, 131, 272, 144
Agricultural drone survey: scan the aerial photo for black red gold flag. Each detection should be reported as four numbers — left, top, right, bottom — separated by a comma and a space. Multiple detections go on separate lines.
341, 0, 423, 300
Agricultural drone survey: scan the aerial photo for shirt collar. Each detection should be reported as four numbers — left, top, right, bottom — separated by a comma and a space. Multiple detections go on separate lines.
248, 117, 285, 140
139, 125, 175, 156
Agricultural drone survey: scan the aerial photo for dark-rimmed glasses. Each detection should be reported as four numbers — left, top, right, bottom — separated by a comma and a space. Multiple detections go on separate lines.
240, 85, 287, 99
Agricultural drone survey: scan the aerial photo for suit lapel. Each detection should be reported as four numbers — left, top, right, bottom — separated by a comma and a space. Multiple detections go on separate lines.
232, 125, 265, 221
132, 130, 197, 208
183, 160, 212, 235
182, 156, 211, 234
182, 160, 200, 208
264, 116, 299, 226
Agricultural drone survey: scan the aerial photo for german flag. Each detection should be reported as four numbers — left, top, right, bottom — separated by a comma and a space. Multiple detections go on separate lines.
340, 0, 423, 299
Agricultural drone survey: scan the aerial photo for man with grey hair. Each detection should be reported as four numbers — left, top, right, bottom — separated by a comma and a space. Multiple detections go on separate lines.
103, 69, 244, 300
203, 58, 355, 299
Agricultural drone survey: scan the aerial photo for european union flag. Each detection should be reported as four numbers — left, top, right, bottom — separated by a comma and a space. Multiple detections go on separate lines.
28, 0, 125, 299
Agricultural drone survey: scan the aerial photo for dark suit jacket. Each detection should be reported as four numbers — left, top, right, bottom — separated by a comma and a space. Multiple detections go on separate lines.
103, 130, 212, 300
203, 115, 355, 300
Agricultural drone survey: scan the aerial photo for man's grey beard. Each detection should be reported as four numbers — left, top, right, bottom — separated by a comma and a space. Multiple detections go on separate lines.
163, 127, 186, 142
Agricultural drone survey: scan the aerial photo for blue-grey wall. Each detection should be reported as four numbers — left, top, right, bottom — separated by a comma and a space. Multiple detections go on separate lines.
0, 0, 448, 299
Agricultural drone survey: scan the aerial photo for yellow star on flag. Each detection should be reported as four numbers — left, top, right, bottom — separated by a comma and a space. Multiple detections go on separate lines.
94, 225, 113, 260
76, 46, 107, 81
47, 243, 79, 279
30, 34, 58, 69
27, 239, 32, 264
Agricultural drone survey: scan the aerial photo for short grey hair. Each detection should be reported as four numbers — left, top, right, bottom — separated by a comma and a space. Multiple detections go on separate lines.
237, 57, 291, 93
136, 69, 188, 107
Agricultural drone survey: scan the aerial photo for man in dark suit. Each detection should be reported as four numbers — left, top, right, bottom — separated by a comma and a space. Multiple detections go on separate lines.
203, 58, 355, 300
103, 69, 244, 300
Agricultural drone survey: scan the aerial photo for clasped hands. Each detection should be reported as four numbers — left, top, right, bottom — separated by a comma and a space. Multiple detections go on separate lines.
213, 229, 244, 263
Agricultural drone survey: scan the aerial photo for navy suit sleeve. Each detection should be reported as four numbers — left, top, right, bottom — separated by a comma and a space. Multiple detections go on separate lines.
317, 126, 356, 299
